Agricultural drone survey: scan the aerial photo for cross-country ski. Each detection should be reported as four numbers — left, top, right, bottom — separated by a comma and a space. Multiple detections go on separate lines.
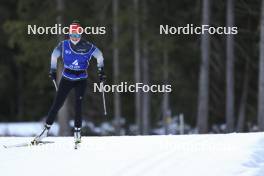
3, 141, 54, 149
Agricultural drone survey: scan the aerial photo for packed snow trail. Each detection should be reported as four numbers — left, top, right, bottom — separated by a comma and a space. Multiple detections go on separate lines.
0, 133, 264, 176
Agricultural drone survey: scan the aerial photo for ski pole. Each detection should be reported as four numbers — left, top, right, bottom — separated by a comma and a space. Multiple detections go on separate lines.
52, 79, 58, 91
101, 82, 107, 116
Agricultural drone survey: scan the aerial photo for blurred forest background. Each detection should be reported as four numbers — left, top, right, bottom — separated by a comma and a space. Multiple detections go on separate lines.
0, 0, 264, 136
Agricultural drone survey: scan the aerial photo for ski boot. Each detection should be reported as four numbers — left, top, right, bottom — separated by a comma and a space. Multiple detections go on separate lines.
74, 127, 81, 149
32, 124, 51, 145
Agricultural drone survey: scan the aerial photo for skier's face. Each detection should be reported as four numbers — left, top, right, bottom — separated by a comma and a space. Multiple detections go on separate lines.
69, 23, 82, 44
69, 31, 81, 43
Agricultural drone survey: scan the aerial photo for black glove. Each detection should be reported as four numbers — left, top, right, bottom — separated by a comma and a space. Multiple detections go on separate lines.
49, 69, 57, 81
98, 68, 106, 82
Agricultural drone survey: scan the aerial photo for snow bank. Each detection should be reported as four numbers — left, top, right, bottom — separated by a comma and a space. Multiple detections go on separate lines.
0, 122, 59, 136
0, 133, 264, 176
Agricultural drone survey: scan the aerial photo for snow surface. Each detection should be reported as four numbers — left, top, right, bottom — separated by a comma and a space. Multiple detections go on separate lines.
0, 133, 264, 176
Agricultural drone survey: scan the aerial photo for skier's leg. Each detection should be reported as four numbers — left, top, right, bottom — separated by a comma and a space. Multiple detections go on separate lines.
46, 77, 74, 125
74, 79, 87, 128
34, 78, 74, 142
73, 79, 87, 143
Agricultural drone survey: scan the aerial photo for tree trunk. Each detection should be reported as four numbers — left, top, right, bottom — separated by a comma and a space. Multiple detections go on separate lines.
197, 0, 210, 133
258, 0, 264, 131
162, 48, 170, 135
113, 0, 122, 135
226, 0, 235, 132
16, 64, 24, 120
237, 59, 249, 132
56, 0, 70, 136
134, 0, 142, 135
142, 45, 150, 135
141, 0, 150, 135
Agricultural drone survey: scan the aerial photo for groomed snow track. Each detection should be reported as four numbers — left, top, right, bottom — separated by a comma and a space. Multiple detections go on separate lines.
1, 133, 264, 176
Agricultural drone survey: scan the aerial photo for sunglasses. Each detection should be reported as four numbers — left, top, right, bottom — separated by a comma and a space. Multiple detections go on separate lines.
69, 33, 81, 38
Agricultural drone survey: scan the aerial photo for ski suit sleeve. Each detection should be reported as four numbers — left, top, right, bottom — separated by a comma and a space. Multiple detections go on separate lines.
92, 47, 104, 69
50, 42, 62, 71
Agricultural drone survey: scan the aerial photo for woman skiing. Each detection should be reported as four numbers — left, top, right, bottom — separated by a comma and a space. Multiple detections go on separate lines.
32, 21, 106, 145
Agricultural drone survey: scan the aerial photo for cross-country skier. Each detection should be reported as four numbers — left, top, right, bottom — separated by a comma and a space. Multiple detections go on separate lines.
32, 21, 106, 145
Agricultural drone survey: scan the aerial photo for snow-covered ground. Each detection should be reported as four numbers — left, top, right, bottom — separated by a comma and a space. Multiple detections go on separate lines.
0, 133, 264, 176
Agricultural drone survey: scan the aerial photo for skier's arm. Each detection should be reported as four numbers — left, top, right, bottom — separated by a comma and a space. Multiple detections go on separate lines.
92, 48, 106, 82
51, 42, 62, 71
50, 42, 62, 80
92, 47, 104, 69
